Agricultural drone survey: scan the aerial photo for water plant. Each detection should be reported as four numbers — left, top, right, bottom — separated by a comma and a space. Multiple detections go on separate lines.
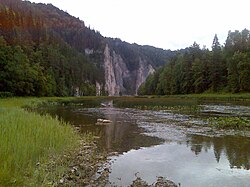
208, 116, 250, 129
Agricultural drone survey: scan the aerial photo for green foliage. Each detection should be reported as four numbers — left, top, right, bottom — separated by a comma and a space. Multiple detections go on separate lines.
139, 29, 250, 95
238, 58, 250, 92
0, 1, 103, 97
208, 117, 250, 129
0, 92, 13, 98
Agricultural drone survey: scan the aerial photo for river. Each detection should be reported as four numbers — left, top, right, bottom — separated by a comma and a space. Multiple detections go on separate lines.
37, 98, 250, 186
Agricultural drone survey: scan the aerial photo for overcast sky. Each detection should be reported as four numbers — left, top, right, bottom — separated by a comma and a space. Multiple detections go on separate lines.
28, 0, 250, 50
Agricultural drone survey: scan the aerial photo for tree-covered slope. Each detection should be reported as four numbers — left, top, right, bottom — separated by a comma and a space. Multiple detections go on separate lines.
0, 0, 175, 96
139, 31, 250, 95
0, 0, 103, 96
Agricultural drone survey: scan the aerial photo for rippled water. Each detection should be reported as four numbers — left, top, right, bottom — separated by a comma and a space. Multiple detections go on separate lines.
37, 99, 250, 186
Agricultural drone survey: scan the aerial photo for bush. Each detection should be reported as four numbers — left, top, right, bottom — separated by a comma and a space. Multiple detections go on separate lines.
0, 92, 14, 98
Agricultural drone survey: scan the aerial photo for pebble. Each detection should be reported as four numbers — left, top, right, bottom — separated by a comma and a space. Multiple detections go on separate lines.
96, 118, 112, 124
59, 178, 64, 184
83, 146, 92, 149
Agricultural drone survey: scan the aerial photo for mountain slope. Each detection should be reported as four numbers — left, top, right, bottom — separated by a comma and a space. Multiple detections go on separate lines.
0, 0, 175, 96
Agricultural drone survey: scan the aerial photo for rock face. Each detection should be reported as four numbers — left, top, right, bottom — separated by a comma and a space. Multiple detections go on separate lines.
103, 44, 155, 96
104, 44, 129, 96
135, 58, 155, 95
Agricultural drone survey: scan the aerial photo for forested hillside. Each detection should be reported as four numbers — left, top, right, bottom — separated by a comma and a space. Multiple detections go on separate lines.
0, 0, 103, 96
0, 0, 174, 97
139, 30, 250, 95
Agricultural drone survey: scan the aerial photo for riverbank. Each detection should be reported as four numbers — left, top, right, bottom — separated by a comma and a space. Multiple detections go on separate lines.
0, 97, 107, 186
1, 94, 249, 186
137, 93, 250, 101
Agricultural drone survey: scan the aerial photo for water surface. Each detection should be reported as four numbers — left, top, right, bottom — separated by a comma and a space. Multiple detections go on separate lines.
37, 99, 250, 186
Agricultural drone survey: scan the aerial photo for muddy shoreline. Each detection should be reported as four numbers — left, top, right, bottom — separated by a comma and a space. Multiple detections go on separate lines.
35, 135, 109, 186
39, 134, 179, 187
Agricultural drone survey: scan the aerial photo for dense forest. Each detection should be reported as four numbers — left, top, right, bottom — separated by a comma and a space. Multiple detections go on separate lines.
139, 30, 250, 95
0, 0, 175, 97
0, 0, 106, 96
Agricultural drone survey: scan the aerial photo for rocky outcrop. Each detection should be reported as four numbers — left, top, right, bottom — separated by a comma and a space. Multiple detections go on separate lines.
135, 58, 155, 95
104, 44, 129, 96
96, 82, 102, 96
103, 44, 155, 96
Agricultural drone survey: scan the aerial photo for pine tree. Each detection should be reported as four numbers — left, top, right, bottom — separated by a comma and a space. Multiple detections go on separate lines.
210, 34, 224, 92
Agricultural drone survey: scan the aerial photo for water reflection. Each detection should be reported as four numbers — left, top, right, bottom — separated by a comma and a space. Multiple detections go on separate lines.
36, 102, 250, 187
38, 105, 250, 170
92, 108, 164, 153
36, 106, 163, 153
187, 135, 250, 170
108, 142, 250, 187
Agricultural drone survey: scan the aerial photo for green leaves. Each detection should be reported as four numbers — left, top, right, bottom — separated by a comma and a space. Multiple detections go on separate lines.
140, 29, 250, 96
208, 117, 250, 129
0, 1, 102, 97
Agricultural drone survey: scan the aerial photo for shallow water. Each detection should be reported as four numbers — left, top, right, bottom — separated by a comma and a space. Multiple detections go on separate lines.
37, 99, 250, 186
109, 142, 250, 187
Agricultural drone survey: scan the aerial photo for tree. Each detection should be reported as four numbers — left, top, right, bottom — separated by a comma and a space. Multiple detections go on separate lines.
192, 58, 204, 93
0, 37, 12, 92
237, 54, 250, 92
209, 34, 225, 92
227, 52, 240, 93
157, 65, 173, 95
171, 60, 182, 94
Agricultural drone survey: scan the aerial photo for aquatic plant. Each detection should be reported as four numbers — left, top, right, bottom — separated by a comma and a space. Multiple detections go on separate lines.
208, 116, 250, 129
114, 97, 198, 109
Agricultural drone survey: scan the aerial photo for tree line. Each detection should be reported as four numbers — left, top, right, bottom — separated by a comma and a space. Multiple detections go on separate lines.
139, 29, 250, 95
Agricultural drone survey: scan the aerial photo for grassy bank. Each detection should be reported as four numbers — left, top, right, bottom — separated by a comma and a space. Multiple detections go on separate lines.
0, 98, 79, 186
139, 93, 250, 101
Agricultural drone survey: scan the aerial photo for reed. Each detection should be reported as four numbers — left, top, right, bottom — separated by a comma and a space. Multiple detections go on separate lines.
0, 99, 78, 186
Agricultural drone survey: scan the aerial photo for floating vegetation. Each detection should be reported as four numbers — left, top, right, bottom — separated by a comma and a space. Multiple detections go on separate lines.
208, 117, 250, 129
113, 97, 202, 116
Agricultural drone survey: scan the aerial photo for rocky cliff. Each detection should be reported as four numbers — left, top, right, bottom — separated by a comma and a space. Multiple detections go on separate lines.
135, 58, 155, 95
103, 44, 155, 96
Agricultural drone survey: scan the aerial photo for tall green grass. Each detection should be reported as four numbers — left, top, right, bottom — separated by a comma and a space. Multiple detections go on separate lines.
0, 99, 78, 186
0, 97, 43, 108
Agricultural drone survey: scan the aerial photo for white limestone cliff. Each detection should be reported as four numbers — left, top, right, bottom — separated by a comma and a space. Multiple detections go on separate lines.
103, 44, 155, 96
104, 44, 130, 96
135, 58, 155, 95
